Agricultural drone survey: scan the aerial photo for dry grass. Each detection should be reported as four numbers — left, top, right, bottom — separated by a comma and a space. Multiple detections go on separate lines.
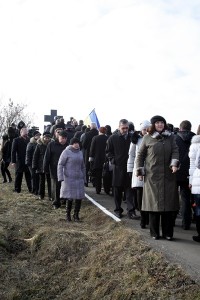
0, 176, 200, 300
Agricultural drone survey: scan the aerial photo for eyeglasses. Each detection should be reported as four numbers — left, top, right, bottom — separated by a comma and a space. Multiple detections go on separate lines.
121, 127, 129, 130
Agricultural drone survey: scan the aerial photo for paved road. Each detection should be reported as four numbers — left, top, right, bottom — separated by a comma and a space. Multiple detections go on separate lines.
85, 184, 200, 282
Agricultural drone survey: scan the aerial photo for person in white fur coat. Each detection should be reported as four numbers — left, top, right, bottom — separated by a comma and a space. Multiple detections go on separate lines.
189, 133, 200, 242
127, 120, 151, 228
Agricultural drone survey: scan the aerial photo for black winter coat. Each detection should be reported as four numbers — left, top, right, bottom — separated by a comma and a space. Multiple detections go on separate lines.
25, 137, 38, 166
43, 139, 68, 179
175, 130, 196, 181
89, 134, 108, 169
82, 128, 99, 164
32, 138, 50, 173
105, 132, 132, 187
1, 140, 11, 163
11, 136, 30, 172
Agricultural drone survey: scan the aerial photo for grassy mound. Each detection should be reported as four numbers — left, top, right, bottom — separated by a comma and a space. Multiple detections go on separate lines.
0, 181, 199, 300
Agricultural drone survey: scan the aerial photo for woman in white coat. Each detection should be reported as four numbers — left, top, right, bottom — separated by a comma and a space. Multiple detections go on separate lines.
127, 120, 151, 228
189, 133, 200, 242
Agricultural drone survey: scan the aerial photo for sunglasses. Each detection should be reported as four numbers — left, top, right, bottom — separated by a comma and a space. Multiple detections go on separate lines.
121, 127, 129, 130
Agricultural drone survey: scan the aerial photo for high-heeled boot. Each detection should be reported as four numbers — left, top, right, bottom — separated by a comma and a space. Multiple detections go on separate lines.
73, 199, 82, 221
66, 199, 73, 222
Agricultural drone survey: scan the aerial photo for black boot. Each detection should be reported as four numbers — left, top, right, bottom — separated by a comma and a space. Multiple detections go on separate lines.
66, 199, 73, 222
2, 172, 7, 183
73, 199, 82, 221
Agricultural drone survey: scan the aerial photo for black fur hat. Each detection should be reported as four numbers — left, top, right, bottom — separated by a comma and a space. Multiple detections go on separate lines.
150, 115, 166, 125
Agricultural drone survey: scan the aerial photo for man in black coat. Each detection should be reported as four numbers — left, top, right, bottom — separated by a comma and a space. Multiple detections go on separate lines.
11, 127, 32, 193
175, 120, 196, 229
43, 130, 68, 208
82, 122, 99, 186
89, 127, 108, 194
105, 119, 136, 218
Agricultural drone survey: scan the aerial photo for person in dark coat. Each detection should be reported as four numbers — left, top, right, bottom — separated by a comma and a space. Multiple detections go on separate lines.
11, 127, 32, 193
175, 120, 196, 230
105, 125, 112, 137
136, 115, 180, 240
105, 119, 135, 218
57, 137, 85, 222
32, 132, 52, 200
82, 122, 99, 186
89, 127, 108, 194
74, 125, 87, 145
0, 134, 12, 183
43, 130, 68, 208
25, 130, 41, 195
7, 123, 18, 145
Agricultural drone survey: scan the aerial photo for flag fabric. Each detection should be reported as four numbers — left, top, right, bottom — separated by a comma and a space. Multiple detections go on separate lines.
84, 109, 100, 129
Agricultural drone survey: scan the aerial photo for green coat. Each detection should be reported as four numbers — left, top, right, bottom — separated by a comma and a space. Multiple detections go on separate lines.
136, 132, 179, 212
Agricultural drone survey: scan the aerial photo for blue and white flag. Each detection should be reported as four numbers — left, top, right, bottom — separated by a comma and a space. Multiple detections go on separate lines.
84, 109, 100, 129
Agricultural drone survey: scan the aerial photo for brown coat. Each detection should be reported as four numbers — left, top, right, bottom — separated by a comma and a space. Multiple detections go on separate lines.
136, 132, 179, 212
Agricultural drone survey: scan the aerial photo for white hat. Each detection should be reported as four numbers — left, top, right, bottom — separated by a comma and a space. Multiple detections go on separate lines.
140, 120, 151, 131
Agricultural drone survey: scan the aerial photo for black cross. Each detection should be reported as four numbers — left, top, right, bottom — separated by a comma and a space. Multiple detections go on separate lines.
44, 110, 63, 123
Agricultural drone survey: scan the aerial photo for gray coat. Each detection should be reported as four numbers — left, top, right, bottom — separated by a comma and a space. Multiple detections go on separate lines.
136, 132, 179, 212
57, 145, 85, 199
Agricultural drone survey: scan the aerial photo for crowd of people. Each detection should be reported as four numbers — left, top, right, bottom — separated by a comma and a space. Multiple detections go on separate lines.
0, 116, 200, 244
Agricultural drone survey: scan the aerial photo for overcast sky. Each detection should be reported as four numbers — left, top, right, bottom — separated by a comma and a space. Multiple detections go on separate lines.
0, 0, 200, 132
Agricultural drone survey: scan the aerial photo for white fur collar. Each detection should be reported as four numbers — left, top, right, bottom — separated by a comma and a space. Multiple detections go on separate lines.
151, 130, 171, 139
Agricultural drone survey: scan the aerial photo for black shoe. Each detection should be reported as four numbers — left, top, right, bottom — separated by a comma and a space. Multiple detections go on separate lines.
114, 212, 122, 218
84, 183, 88, 187
164, 236, 173, 241
2, 180, 7, 183
52, 200, 61, 209
182, 225, 190, 230
127, 212, 140, 220
152, 236, 159, 240
140, 224, 146, 229
192, 235, 200, 243
38, 196, 44, 200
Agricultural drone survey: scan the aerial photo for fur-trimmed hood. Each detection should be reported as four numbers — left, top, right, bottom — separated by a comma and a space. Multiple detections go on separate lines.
30, 137, 37, 144
37, 136, 52, 145
191, 134, 200, 144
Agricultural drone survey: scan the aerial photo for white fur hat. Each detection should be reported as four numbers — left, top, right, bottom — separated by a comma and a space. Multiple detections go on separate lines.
140, 120, 151, 131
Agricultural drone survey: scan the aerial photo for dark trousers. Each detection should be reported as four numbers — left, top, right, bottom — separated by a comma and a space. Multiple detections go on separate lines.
1, 161, 12, 182
196, 216, 200, 236
136, 187, 149, 226
124, 174, 136, 214
85, 160, 90, 185
113, 186, 124, 213
125, 187, 136, 214
51, 178, 61, 204
149, 211, 174, 238
113, 185, 135, 214
103, 171, 112, 195
14, 168, 32, 193
94, 168, 103, 193
28, 166, 39, 195
177, 180, 192, 228
39, 173, 51, 199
